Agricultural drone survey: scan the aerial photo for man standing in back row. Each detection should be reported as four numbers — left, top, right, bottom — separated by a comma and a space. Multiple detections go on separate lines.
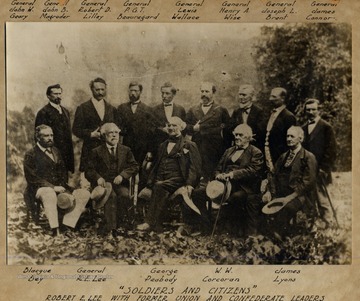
35, 84, 74, 173
73, 77, 117, 172
302, 98, 337, 227
186, 82, 230, 182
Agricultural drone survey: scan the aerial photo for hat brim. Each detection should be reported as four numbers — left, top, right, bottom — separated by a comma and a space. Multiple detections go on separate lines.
206, 180, 232, 209
262, 198, 287, 215
57, 193, 76, 212
92, 182, 112, 210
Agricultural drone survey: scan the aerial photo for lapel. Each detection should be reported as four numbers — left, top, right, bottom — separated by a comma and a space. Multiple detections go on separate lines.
98, 144, 112, 169
288, 147, 306, 174
247, 105, 259, 125
308, 119, 323, 143
103, 100, 115, 122
157, 104, 168, 122
199, 103, 219, 124
87, 100, 102, 123
35, 145, 58, 165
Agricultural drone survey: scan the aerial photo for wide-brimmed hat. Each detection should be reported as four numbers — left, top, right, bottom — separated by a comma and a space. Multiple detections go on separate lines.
206, 180, 232, 209
90, 182, 112, 210
262, 197, 291, 215
172, 186, 201, 215
57, 192, 76, 212
138, 187, 152, 201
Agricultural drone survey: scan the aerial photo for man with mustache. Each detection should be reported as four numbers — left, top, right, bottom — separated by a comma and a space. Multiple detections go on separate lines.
302, 98, 337, 227
85, 123, 139, 235
137, 117, 201, 232
35, 84, 74, 173
23, 125, 90, 236
117, 82, 157, 188
73, 78, 117, 172
185, 82, 230, 182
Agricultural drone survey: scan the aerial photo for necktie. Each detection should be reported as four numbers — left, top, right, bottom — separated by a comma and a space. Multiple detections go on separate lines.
110, 147, 116, 157
202, 104, 212, 107
308, 120, 315, 125
45, 148, 55, 161
241, 107, 250, 114
284, 150, 296, 167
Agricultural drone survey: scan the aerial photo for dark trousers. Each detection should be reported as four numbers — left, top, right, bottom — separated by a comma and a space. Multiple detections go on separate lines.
145, 177, 185, 227
104, 184, 131, 231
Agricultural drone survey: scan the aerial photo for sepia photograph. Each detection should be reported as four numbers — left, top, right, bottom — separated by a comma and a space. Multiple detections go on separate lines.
6, 22, 352, 265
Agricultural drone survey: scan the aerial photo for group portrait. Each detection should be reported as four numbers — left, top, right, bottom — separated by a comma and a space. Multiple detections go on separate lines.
6, 22, 352, 265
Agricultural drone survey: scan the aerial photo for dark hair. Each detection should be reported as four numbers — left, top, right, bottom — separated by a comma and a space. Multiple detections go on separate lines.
35, 124, 52, 141
129, 81, 143, 92
161, 82, 177, 95
46, 84, 62, 96
304, 98, 320, 106
89, 77, 107, 89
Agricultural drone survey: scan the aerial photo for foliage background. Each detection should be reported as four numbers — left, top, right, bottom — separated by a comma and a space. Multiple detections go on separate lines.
6, 23, 352, 264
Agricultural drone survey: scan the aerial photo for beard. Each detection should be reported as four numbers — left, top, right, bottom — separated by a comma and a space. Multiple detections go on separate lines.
130, 95, 140, 102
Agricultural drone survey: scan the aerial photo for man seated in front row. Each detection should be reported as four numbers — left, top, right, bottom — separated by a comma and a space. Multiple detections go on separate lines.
137, 117, 202, 232
262, 126, 317, 237
190, 124, 264, 236
24, 125, 90, 236
85, 123, 139, 235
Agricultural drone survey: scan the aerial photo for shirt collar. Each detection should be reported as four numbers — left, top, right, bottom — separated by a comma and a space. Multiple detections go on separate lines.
163, 101, 173, 106
310, 116, 321, 124
291, 144, 302, 155
131, 101, 141, 105
106, 143, 117, 150
91, 97, 105, 105
49, 101, 62, 112
272, 104, 286, 113
202, 101, 214, 107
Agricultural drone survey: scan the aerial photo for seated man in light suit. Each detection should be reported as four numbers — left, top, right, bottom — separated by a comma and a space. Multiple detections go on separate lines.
85, 123, 139, 235
23, 125, 90, 236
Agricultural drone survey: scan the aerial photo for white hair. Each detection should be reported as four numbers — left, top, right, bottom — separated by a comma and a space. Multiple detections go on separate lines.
100, 123, 120, 135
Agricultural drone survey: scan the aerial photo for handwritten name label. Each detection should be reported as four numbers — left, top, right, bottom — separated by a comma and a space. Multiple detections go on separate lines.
78, 0, 110, 21
260, 0, 298, 21
305, 0, 339, 21
9, 0, 37, 20
143, 267, 178, 285
218, 1, 251, 20
40, 0, 70, 21
273, 268, 301, 285
117, 0, 160, 21
171, 0, 205, 21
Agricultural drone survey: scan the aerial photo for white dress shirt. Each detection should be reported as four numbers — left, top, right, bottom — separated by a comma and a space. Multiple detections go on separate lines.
91, 98, 105, 121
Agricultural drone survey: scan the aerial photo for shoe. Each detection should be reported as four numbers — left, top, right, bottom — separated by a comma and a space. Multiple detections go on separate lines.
52, 228, 60, 237
137, 223, 151, 231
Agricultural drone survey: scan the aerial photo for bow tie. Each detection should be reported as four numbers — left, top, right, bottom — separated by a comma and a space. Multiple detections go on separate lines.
308, 120, 316, 125
241, 107, 250, 114
202, 103, 212, 107
164, 103, 172, 107
131, 102, 140, 106
168, 136, 181, 142
235, 146, 245, 150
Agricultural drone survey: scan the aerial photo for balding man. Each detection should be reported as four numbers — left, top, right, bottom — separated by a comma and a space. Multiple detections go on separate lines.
186, 82, 230, 181
137, 117, 202, 232
263, 126, 317, 237
228, 84, 265, 151
86, 123, 139, 234
264, 87, 296, 174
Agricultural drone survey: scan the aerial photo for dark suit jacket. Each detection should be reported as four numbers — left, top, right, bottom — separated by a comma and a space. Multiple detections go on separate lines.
72, 99, 117, 171
185, 103, 230, 177
35, 103, 74, 172
302, 118, 337, 178
267, 108, 296, 163
215, 144, 264, 194
273, 147, 317, 204
151, 102, 186, 153
148, 136, 202, 188
24, 145, 68, 193
228, 104, 266, 151
85, 143, 139, 187
117, 102, 157, 163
